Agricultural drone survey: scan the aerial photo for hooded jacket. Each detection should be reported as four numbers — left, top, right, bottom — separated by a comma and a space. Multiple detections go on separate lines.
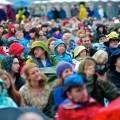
53, 39, 72, 63
0, 79, 17, 108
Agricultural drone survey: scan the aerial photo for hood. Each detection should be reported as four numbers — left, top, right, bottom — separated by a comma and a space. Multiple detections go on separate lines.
54, 39, 65, 55
30, 41, 49, 55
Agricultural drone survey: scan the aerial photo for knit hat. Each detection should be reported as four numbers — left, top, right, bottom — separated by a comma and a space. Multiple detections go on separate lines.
56, 61, 73, 78
8, 42, 24, 57
54, 39, 65, 49
1, 56, 14, 72
63, 74, 85, 94
73, 46, 87, 58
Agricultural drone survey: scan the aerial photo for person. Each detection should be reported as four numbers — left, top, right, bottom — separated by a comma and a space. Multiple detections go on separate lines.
62, 31, 76, 53
59, 7, 67, 20
8, 42, 25, 73
17, 112, 43, 120
43, 61, 74, 117
1, 56, 25, 90
53, 39, 72, 63
20, 63, 51, 111
0, 69, 21, 106
0, 79, 17, 108
77, 57, 119, 104
104, 31, 120, 56
57, 74, 102, 120
26, 41, 55, 68
47, 37, 56, 55
107, 49, 120, 90
73, 45, 88, 71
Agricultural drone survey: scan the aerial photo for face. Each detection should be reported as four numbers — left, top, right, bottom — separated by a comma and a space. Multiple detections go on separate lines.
30, 32, 35, 38
63, 33, 72, 42
98, 27, 104, 32
67, 85, 89, 103
109, 40, 118, 48
99, 37, 107, 43
11, 58, 20, 73
0, 75, 11, 89
16, 31, 24, 39
79, 49, 87, 58
61, 68, 73, 80
84, 60, 96, 77
28, 67, 43, 83
0, 27, 3, 36
115, 57, 120, 73
49, 41, 55, 53
56, 44, 65, 55
81, 36, 91, 49
34, 47, 45, 58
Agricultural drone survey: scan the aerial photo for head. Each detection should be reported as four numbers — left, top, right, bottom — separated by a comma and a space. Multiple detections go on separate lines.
81, 36, 91, 50
92, 50, 108, 65
54, 39, 66, 55
29, 28, 37, 39
62, 32, 72, 43
74, 46, 87, 60
115, 56, 120, 73
0, 69, 13, 90
17, 112, 43, 120
47, 38, 56, 53
64, 74, 88, 104
1, 56, 20, 74
99, 34, 107, 43
56, 61, 73, 80
78, 57, 96, 78
23, 63, 47, 88
30, 41, 48, 59
8, 42, 24, 58
109, 39, 119, 48
0, 25, 4, 37
15, 30, 24, 40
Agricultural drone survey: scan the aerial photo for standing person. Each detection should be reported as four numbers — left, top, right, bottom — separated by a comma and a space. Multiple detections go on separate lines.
0, 69, 21, 106
70, 5, 79, 17
0, 8, 7, 22
1, 56, 25, 90
59, 7, 67, 20
23, 7, 30, 18
57, 74, 102, 120
20, 63, 51, 111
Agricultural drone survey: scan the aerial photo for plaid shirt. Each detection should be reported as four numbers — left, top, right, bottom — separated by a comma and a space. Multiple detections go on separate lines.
67, 39, 76, 53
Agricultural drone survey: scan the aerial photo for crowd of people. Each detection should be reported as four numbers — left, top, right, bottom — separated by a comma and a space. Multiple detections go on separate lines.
0, 2, 120, 120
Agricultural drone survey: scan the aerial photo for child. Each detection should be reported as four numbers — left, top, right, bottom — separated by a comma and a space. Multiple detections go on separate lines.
57, 74, 102, 120
53, 39, 72, 63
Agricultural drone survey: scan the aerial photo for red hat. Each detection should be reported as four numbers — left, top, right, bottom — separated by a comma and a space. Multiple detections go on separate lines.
8, 42, 24, 57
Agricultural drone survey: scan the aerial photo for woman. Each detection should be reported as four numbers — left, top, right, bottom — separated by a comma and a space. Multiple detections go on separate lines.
20, 63, 51, 111
0, 69, 21, 106
77, 57, 119, 105
1, 56, 25, 90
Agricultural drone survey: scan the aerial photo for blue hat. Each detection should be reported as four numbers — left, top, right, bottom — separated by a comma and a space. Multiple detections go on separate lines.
56, 61, 73, 78
63, 74, 85, 94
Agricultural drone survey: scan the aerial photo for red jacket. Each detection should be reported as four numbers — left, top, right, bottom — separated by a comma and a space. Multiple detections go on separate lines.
57, 98, 102, 120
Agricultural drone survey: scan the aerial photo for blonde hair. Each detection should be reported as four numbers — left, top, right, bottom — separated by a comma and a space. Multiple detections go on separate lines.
92, 50, 108, 64
23, 63, 48, 88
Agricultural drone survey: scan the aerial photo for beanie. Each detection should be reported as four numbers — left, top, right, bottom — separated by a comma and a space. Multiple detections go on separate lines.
8, 42, 24, 57
56, 61, 73, 78
1, 56, 14, 72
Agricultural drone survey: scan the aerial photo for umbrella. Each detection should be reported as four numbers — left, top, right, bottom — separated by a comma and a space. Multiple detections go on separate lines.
94, 97, 120, 120
13, 0, 31, 7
